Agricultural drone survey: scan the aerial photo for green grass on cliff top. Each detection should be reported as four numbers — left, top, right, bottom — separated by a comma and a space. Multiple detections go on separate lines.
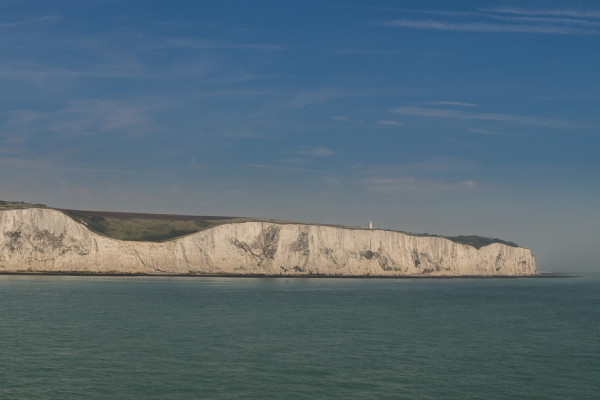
59, 209, 275, 242
0, 200, 49, 210
0, 200, 519, 248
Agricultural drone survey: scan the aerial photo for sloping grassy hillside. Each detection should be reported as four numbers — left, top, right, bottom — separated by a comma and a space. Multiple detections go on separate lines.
59, 209, 266, 242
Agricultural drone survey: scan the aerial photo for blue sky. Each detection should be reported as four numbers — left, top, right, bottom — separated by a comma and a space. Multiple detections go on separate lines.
1, 0, 599, 272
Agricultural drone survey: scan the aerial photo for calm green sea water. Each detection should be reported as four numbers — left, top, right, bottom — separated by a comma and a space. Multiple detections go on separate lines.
1, 275, 599, 399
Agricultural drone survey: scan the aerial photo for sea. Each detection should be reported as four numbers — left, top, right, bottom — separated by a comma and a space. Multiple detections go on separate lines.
1, 274, 598, 399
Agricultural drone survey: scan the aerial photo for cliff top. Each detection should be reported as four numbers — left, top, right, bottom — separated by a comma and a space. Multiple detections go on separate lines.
0, 200, 519, 249
0, 200, 49, 210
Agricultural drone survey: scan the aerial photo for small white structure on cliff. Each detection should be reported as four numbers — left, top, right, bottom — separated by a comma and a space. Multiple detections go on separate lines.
368, 220, 373, 229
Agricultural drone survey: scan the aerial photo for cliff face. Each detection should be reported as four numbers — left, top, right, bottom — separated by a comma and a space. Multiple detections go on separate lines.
0, 208, 536, 276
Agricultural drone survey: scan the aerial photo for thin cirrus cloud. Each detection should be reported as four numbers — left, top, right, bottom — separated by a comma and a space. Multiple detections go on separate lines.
331, 48, 404, 55
366, 159, 474, 174
0, 156, 133, 175
3, 99, 167, 139
378, 19, 600, 35
423, 101, 477, 107
468, 128, 518, 137
160, 38, 287, 51
482, 8, 600, 19
0, 15, 60, 29
335, 4, 477, 18
288, 88, 344, 108
291, 147, 338, 158
377, 120, 404, 127
218, 131, 271, 140
244, 163, 334, 175
377, 6, 600, 36
469, 128, 497, 135
362, 176, 477, 195
0, 63, 151, 82
392, 106, 577, 128
50, 99, 162, 138
483, 14, 600, 27
360, 160, 477, 195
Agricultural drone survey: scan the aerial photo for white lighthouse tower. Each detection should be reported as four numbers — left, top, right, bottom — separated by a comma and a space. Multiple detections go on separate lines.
368, 220, 373, 230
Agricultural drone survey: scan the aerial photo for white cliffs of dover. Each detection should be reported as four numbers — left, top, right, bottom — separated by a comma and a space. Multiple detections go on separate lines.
0, 208, 536, 276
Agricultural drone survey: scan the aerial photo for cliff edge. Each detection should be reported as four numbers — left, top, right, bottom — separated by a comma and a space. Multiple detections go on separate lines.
0, 208, 536, 276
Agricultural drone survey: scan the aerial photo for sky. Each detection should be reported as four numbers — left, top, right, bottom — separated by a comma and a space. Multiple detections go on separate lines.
1, 0, 599, 272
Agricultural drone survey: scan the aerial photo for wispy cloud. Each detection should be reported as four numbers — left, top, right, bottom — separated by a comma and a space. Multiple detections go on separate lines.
424, 101, 477, 107
332, 4, 477, 18
333, 115, 348, 121
0, 26, 284, 84
483, 13, 600, 28
468, 128, 519, 137
360, 159, 478, 195
366, 158, 475, 175
51, 99, 164, 137
331, 48, 404, 55
379, 19, 600, 35
244, 163, 334, 175
365, 6, 600, 22
1, 112, 47, 146
0, 62, 150, 82
377, 120, 404, 127
392, 106, 578, 128
286, 147, 338, 158
289, 88, 344, 108
363, 176, 477, 195
219, 131, 270, 139
469, 128, 495, 135
0, 156, 133, 174
4, 99, 169, 139
483, 8, 600, 19
160, 38, 287, 51
377, 6, 600, 36
0, 15, 59, 29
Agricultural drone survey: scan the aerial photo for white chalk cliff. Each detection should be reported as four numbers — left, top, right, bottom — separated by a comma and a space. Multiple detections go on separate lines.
0, 208, 536, 276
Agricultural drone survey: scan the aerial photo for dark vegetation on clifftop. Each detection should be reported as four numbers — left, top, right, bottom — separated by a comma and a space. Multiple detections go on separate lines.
0, 200, 48, 210
0, 200, 519, 249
